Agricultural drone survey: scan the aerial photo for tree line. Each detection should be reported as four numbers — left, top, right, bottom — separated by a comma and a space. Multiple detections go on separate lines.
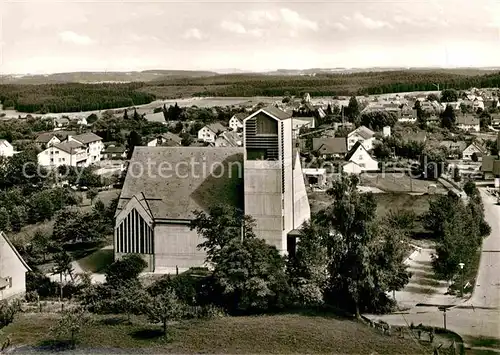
0, 83, 156, 113
425, 182, 490, 281
146, 71, 500, 98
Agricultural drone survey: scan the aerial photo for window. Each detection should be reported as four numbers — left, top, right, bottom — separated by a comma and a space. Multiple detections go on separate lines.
50, 158, 54, 162
359, 163, 365, 168
282, 216, 285, 231
45, 151, 48, 155
8, 277, 12, 288
62, 158, 65, 162
358, 155, 363, 160
55, 151, 59, 154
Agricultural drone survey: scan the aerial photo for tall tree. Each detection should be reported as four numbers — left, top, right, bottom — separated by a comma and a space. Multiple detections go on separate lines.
440, 104, 456, 129
345, 96, 360, 121
440, 89, 458, 103
191, 205, 255, 265
123, 109, 128, 120
316, 175, 409, 316
0, 207, 10, 231
318, 175, 376, 318
126, 131, 142, 159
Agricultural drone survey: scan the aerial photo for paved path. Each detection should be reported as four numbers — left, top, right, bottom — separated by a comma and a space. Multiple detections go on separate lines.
392, 246, 460, 310
366, 188, 500, 346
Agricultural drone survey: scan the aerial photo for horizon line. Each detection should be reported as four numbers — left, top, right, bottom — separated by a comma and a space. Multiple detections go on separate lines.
2, 65, 500, 77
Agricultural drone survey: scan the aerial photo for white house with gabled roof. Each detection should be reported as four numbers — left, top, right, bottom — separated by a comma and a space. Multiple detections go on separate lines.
347, 125, 375, 151
0, 231, 31, 300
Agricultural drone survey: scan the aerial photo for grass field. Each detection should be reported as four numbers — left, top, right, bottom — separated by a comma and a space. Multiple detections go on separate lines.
2, 313, 429, 354
76, 246, 114, 273
373, 193, 433, 218
308, 190, 434, 218
360, 173, 447, 194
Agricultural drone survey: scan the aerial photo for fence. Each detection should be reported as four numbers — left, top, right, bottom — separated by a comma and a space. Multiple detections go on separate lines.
362, 316, 464, 355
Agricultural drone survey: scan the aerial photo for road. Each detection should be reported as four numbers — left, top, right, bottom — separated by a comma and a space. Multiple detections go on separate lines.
366, 187, 500, 346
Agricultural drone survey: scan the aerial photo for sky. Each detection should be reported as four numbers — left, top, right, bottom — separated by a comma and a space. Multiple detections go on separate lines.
1, 0, 500, 74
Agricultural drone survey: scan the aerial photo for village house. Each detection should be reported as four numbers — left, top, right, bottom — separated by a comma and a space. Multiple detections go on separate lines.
399, 107, 418, 123
198, 123, 227, 143
456, 115, 480, 132
144, 112, 167, 124
35, 133, 61, 148
292, 116, 316, 133
228, 113, 247, 131
481, 155, 500, 180
303, 168, 327, 187
440, 140, 467, 159
67, 133, 104, 163
0, 139, 14, 158
53, 117, 70, 129
37, 140, 88, 167
462, 142, 487, 161
214, 131, 242, 147
35, 131, 77, 149
114, 106, 310, 273
102, 145, 127, 160
342, 141, 379, 174
347, 125, 375, 151
147, 132, 182, 147
312, 137, 347, 159
0, 231, 31, 300
426, 114, 440, 126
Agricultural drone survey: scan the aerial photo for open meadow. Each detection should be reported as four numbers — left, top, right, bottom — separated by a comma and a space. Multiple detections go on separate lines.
2, 312, 429, 354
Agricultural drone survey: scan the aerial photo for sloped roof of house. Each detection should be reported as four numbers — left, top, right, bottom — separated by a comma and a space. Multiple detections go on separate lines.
261, 105, 293, 120
440, 140, 467, 152
217, 131, 241, 147
349, 126, 375, 140
482, 155, 496, 172
466, 142, 488, 154
0, 231, 31, 273
116, 147, 244, 220
231, 112, 248, 122
204, 122, 227, 134
72, 132, 103, 144
160, 132, 182, 144
36, 132, 58, 143
53, 141, 84, 154
0, 139, 12, 148
145, 112, 166, 123
103, 145, 126, 154
345, 141, 367, 161
456, 115, 479, 126
312, 137, 347, 155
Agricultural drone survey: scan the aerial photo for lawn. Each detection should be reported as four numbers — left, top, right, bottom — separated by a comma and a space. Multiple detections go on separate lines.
2, 313, 429, 354
76, 246, 114, 273
373, 193, 433, 218
360, 173, 447, 194
308, 190, 434, 220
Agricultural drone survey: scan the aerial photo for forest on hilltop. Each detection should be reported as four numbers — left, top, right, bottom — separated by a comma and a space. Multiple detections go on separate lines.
1, 70, 500, 114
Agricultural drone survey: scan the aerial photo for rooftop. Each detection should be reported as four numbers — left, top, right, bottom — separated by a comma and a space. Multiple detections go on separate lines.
72, 132, 103, 144
117, 147, 244, 220
53, 140, 84, 154
312, 137, 347, 155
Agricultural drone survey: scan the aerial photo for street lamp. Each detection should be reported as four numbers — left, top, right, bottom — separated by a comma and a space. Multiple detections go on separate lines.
458, 262, 465, 297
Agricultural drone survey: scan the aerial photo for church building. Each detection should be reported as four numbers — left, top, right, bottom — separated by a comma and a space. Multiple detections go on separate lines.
114, 106, 311, 273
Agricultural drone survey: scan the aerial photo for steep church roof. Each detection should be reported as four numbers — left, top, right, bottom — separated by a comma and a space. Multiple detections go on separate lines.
117, 147, 244, 221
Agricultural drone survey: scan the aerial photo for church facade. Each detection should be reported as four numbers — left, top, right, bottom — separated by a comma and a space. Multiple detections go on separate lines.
114, 106, 311, 273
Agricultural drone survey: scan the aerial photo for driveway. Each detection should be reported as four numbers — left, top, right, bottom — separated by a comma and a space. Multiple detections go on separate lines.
365, 188, 500, 345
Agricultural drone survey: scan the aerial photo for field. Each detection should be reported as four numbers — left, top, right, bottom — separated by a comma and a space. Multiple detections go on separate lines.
373, 193, 434, 218
2, 313, 429, 354
359, 173, 447, 194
